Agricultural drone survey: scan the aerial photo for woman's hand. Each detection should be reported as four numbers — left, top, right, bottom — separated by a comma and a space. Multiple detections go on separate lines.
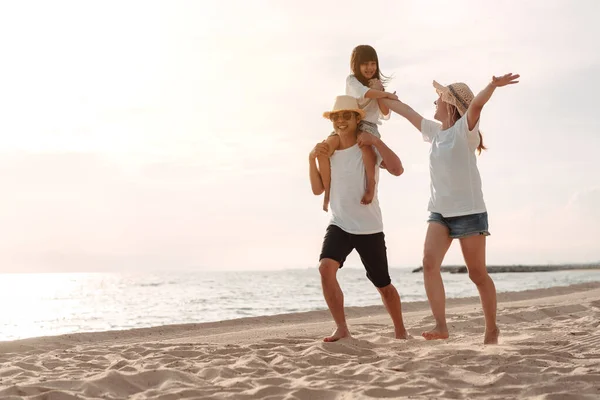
491, 73, 520, 87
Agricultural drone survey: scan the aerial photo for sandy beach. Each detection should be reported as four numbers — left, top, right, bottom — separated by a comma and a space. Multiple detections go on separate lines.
1, 282, 599, 399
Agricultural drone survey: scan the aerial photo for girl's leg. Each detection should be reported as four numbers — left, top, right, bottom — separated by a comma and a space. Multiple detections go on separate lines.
317, 135, 340, 212
422, 222, 453, 340
358, 133, 377, 205
459, 235, 499, 344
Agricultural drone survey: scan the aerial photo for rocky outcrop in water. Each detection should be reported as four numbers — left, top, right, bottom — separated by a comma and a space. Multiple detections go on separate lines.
411, 264, 600, 273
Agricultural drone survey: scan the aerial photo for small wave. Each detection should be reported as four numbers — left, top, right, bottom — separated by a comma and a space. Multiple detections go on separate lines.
186, 298, 209, 305
138, 282, 165, 287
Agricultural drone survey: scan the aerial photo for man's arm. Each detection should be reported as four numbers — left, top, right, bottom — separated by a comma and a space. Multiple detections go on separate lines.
309, 157, 324, 195
358, 134, 403, 176
308, 142, 329, 195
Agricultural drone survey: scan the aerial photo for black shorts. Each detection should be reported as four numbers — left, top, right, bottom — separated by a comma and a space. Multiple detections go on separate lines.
319, 224, 391, 288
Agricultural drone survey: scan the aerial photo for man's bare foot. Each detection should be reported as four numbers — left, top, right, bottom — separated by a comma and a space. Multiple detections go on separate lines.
484, 327, 500, 345
395, 329, 411, 339
360, 180, 375, 205
323, 192, 330, 212
323, 327, 350, 342
421, 325, 449, 340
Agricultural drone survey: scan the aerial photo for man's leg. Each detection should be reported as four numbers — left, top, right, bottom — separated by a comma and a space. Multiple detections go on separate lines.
355, 232, 409, 339
319, 258, 349, 342
377, 284, 409, 339
318, 225, 353, 342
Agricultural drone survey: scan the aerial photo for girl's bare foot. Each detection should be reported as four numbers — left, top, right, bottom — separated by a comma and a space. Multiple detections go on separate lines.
422, 325, 449, 340
361, 180, 376, 205
484, 327, 500, 345
323, 327, 350, 342
323, 192, 330, 212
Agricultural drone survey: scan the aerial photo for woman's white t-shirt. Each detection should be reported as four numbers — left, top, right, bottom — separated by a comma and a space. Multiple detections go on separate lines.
421, 115, 486, 217
345, 75, 391, 125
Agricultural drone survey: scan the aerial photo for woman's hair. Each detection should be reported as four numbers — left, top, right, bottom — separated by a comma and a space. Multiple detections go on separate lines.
447, 104, 487, 155
350, 45, 390, 87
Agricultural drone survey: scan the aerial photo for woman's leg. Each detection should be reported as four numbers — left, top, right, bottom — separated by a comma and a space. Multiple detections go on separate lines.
422, 222, 453, 340
459, 234, 499, 344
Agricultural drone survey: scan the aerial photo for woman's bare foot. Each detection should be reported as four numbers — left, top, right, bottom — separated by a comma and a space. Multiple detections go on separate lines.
323, 327, 350, 342
323, 192, 330, 212
361, 180, 376, 205
484, 327, 500, 345
421, 325, 449, 340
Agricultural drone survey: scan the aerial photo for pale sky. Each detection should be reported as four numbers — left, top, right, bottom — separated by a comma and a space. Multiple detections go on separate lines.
0, 0, 598, 272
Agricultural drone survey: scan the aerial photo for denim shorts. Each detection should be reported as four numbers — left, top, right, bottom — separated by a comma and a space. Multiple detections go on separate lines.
427, 212, 490, 239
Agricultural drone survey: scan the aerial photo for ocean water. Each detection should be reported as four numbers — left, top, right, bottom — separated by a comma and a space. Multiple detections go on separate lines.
1, 268, 600, 342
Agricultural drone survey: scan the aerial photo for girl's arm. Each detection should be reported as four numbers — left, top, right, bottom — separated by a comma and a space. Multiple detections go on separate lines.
347, 75, 398, 102
467, 73, 520, 130
364, 88, 398, 100
380, 98, 424, 131
369, 79, 391, 117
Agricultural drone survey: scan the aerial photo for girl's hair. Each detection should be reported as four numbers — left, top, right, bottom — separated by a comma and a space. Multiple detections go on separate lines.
447, 104, 487, 155
350, 45, 390, 87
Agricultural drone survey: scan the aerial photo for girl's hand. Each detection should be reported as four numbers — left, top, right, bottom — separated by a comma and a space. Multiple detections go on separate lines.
369, 79, 384, 91
491, 73, 520, 87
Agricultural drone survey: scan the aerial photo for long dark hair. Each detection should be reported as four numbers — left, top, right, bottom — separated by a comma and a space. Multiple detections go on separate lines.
350, 45, 390, 87
448, 104, 487, 155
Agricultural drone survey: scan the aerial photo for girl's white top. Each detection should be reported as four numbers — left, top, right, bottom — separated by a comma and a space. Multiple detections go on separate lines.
421, 115, 487, 217
345, 75, 391, 125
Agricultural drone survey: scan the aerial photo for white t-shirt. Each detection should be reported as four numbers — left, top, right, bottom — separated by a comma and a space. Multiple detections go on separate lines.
421, 114, 486, 217
345, 75, 391, 125
329, 144, 383, 234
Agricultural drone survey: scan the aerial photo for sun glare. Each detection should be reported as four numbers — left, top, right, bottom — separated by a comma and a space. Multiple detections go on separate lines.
0, 274, 91, 340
